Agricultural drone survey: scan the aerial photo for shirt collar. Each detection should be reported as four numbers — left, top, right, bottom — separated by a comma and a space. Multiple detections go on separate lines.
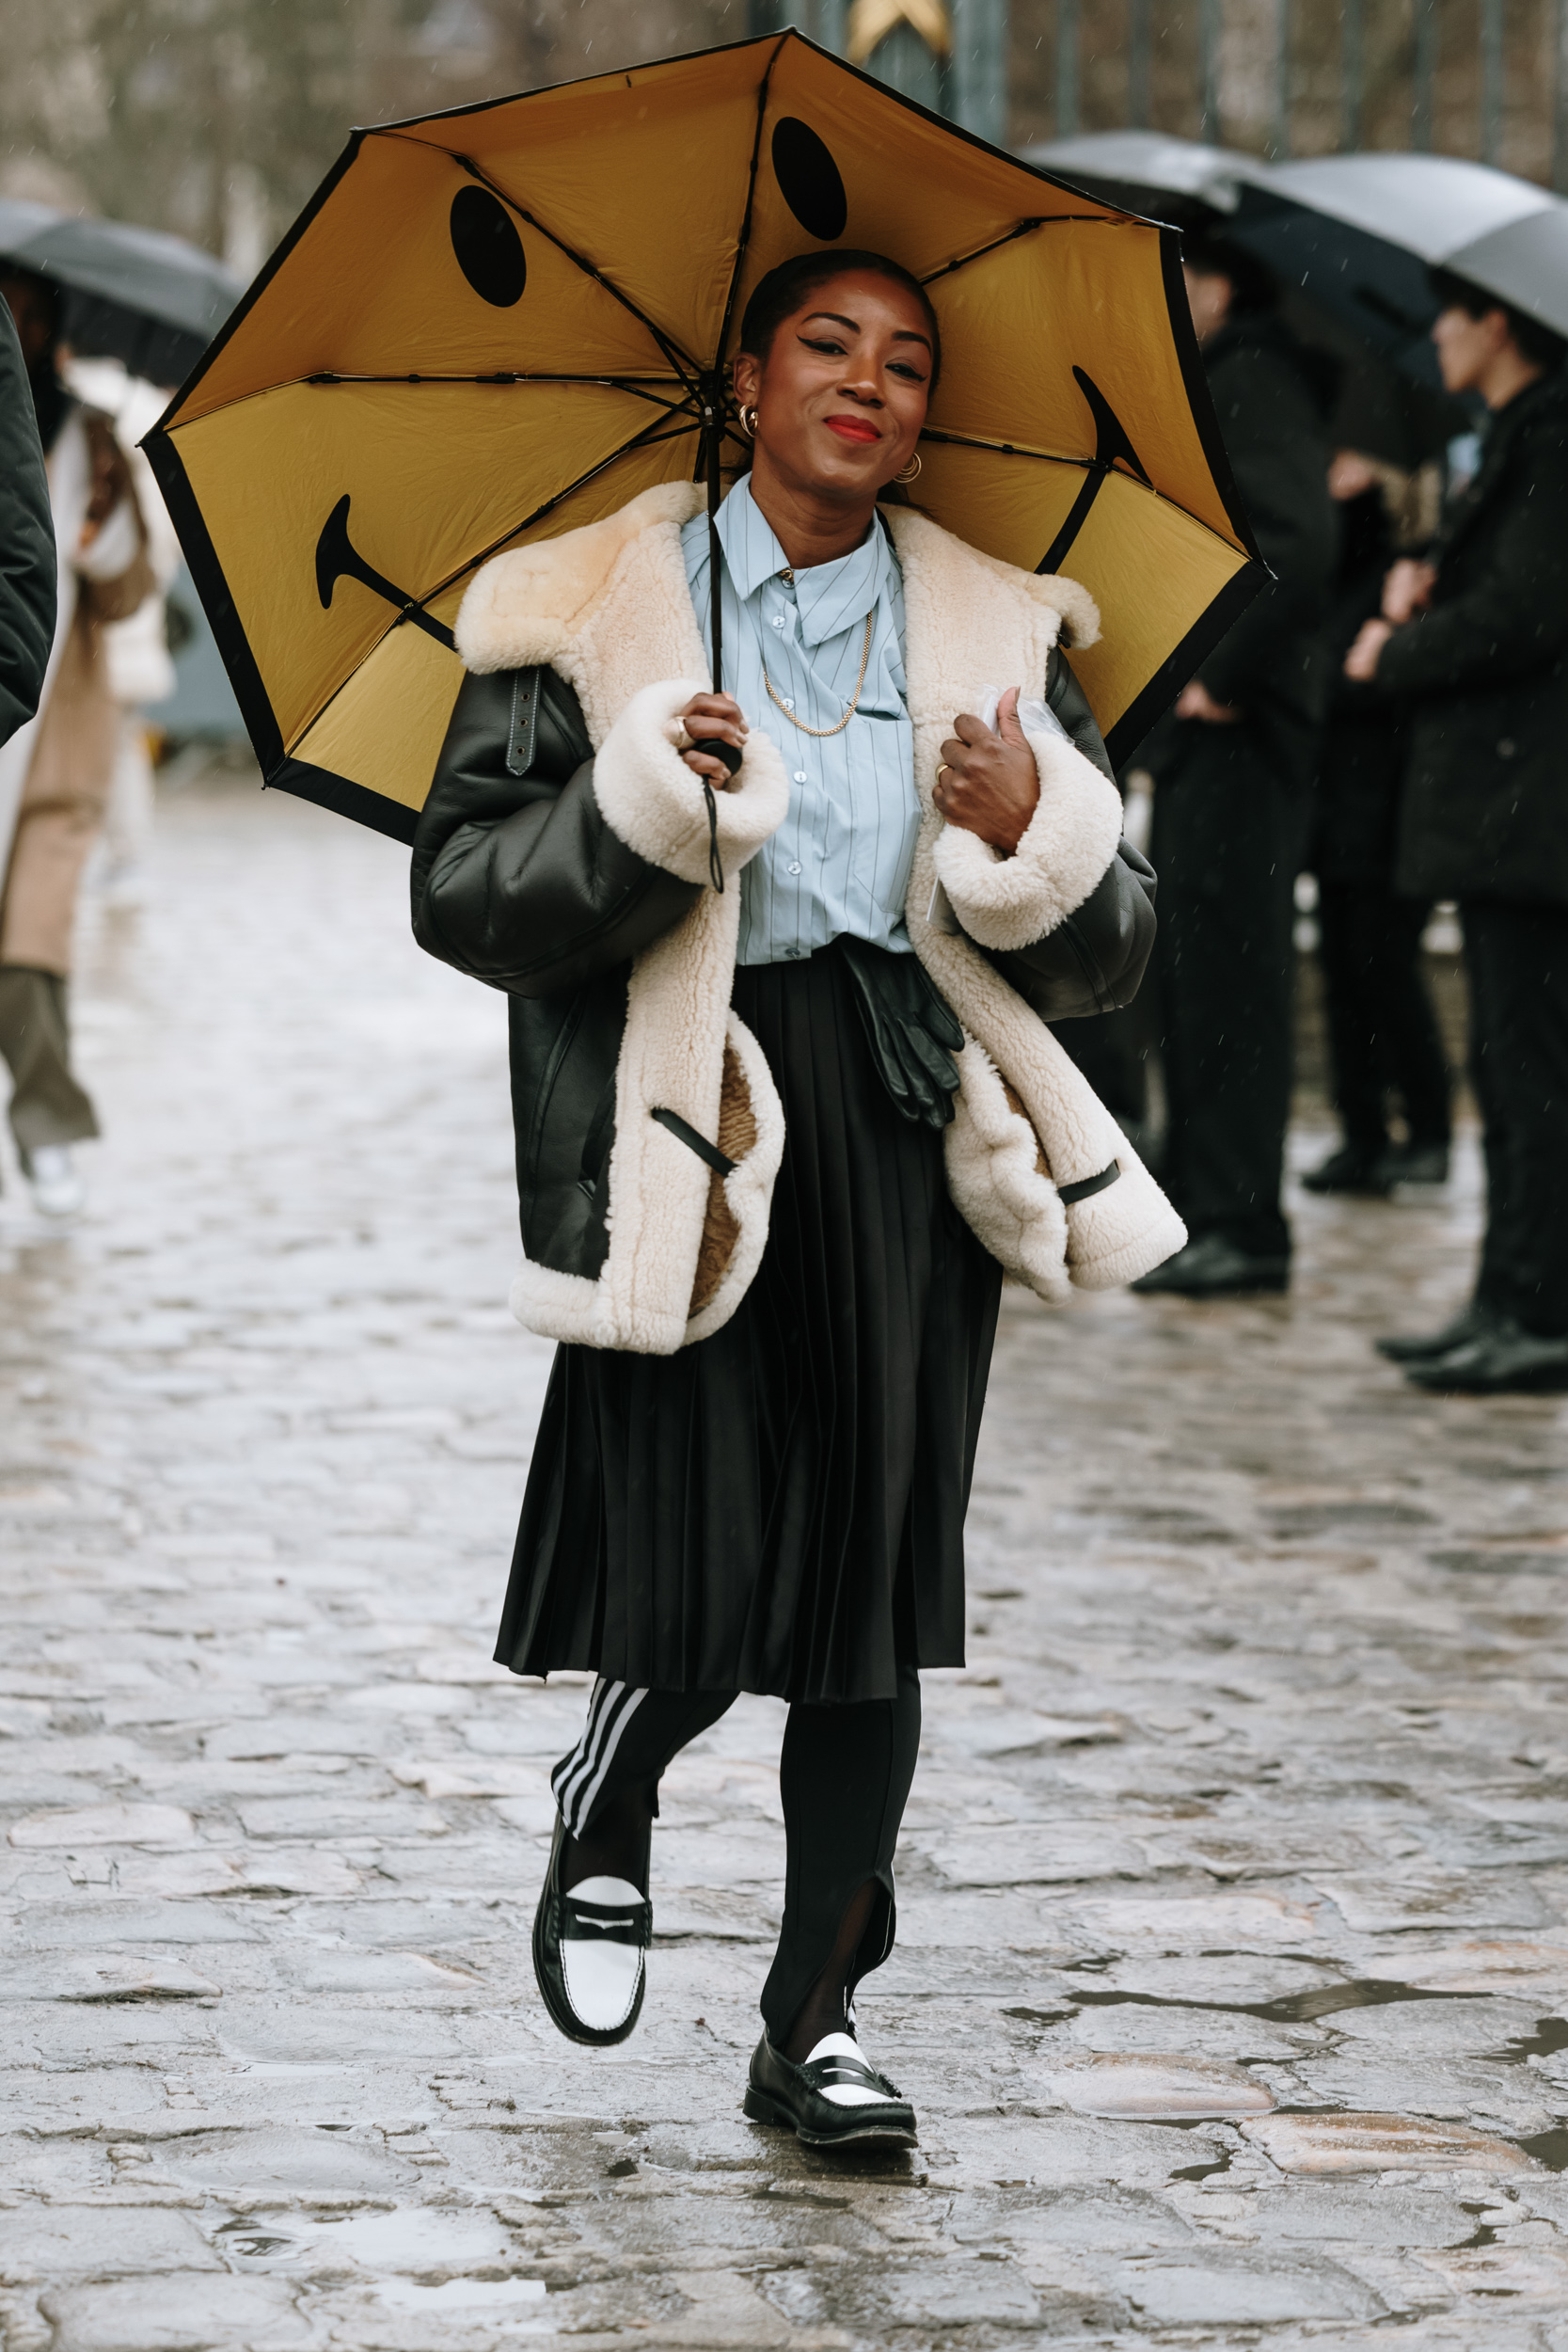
714, 475, 895, 648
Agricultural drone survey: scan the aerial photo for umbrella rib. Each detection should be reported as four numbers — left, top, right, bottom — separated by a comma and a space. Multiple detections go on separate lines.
919, 214, 1137, 290
300, 372, 697, 414
917, 426, 1252, 554
380, 132, 704, 392
710, 32, 787, 373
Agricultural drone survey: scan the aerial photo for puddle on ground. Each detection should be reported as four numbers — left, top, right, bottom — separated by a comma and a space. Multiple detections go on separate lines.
1517, 2126, 1568, 2172
1496, 2016, 1568, 2063
1429, 1551, 1568, 1575
1006, 1976, 1461, 2029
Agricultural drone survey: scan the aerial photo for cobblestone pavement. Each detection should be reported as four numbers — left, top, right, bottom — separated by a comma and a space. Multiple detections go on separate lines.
3, 765, 1568, 2352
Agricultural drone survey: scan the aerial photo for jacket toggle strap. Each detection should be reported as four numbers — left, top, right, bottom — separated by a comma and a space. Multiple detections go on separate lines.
1057, 1158, 1121, 1205
650, 1105, 736, 1178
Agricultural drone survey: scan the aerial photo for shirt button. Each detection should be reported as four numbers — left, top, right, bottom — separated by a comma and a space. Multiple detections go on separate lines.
793, 771, 808, 784
770, 615, 785, 628
787, 861, 803, 875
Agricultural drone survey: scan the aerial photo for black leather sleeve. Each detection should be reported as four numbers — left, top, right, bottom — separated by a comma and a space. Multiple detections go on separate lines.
411, 665, 700, 1000
969, 652, 1158, 1021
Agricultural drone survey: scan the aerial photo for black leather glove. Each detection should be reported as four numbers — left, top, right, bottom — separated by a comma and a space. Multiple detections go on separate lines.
837, 934, 964, 1130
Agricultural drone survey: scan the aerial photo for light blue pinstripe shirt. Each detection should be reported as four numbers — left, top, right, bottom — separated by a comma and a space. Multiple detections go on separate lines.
682, 478, 918, 965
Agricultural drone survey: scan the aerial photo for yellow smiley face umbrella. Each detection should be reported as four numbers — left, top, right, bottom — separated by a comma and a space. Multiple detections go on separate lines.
144, 27, 1263, 843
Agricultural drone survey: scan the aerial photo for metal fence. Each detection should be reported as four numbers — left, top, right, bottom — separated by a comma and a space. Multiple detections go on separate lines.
752, 1, 1568, 192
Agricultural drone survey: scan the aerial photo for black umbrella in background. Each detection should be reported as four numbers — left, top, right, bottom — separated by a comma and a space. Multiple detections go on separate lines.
0, 199, 244, 385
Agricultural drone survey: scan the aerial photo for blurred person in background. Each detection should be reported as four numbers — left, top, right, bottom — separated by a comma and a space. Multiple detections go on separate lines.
1132, 235, 1338, 1297
1302, 448, 1450, 1197
0, 268, 150, 1218
67, 358, 183, 908
0, 295, 55, 755
1347, 275, 1568, 1393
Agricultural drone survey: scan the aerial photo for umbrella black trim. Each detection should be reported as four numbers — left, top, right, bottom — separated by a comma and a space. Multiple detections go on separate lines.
1102, 557, 1268, 769
141, 421, 286, 777
266, 758, 419, 846
1154, 222, 1261, 564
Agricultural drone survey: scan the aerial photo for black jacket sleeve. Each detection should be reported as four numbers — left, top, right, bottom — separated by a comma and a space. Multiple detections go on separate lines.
1197, 338, 1338, 712
0, 303, 56, 751
972, 650, 1157, 1021
1376, 423, 1568, 699
411, 664, 700, 999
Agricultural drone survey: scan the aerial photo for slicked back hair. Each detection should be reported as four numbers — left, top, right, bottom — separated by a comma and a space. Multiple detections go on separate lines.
737, 249, 942, 391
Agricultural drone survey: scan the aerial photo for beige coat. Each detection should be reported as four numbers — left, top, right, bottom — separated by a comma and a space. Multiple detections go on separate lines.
0, 405, 151, 976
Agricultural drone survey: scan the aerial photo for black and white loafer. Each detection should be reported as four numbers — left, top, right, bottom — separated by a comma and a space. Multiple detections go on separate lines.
531, 1813, 651, 2047
744, 2029, 917, 2149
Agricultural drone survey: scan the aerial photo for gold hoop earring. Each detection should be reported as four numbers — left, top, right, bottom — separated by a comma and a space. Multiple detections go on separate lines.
895, 450, 923, 484
738, 405, 759, 440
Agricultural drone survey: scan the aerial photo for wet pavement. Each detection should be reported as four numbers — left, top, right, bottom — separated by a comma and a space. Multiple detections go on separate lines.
2, 761, 1567, 2351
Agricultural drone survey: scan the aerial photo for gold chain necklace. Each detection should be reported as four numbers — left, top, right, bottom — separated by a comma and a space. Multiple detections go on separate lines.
761, 607, 876, 739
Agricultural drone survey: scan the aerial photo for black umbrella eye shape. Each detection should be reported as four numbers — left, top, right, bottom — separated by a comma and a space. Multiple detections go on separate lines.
771, 119, 848, 243
450, 185, 527, 307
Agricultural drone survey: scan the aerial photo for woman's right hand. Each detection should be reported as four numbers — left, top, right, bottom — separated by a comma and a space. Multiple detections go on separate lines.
678, 692, 748, 786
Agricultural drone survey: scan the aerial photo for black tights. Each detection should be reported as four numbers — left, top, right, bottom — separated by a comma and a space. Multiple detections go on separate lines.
549, 1670, 922, 2054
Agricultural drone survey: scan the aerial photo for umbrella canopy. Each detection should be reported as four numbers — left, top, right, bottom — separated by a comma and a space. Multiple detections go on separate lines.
1017, 131, 1257, 226
144, 28, 1263, 845
1230, 154, 1568, 376
0, 199, 244, 386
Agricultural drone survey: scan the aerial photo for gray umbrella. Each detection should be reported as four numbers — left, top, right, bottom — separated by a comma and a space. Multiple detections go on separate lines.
0, 199, 244, 386
1230, 153, 1568, 367
1016, 131, 1256, 229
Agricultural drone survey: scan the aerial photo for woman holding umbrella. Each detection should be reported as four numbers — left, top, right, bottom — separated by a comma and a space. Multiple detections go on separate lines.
415, 246, 1179, 2147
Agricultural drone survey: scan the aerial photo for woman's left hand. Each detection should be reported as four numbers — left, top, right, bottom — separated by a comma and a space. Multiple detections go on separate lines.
934, 687, 1039, 856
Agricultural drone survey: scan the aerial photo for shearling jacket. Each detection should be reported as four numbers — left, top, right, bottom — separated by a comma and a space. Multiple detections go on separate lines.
412, 482, 1184, 1355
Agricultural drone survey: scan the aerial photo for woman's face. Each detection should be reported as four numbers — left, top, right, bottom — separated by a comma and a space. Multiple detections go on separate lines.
733, 271, 933, 501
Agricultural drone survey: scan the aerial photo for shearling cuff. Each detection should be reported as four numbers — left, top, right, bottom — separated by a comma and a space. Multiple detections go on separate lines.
592, 679, 790, 889
931, 720, 1124, 956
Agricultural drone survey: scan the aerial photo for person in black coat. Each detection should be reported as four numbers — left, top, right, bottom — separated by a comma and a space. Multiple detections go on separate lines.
0, 292, 56, 750
1132, 237, 1338, 1295
1302, 451, 1450, 1196
1347, 272, 1568, 1392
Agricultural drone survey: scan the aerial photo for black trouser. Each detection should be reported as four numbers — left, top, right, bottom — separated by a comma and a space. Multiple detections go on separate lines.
0, 966, 99, 1168
1151, 725, 1305, 1259
550, 1670, 921, 2043
1315, 883, 1450, 1157
1465, 900, 1568, 1338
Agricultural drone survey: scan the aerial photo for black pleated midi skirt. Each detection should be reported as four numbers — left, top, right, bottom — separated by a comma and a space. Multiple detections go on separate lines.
496, 939, 1003, 1704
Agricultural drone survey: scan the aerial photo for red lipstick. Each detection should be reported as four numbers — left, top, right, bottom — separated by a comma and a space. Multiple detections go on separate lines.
825, 415, 880, 445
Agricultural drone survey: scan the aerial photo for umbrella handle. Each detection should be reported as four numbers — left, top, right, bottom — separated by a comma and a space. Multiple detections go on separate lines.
702, 382, 734, 890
